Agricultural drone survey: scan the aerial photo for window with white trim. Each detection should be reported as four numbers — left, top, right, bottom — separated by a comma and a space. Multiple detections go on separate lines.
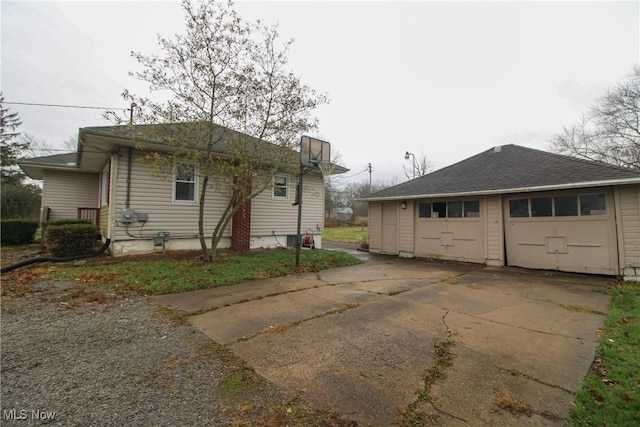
174, 162, 196, 202
273, 174, 289, 199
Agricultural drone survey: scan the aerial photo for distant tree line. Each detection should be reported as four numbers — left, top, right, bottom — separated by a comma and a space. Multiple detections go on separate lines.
1, 93, 41, 220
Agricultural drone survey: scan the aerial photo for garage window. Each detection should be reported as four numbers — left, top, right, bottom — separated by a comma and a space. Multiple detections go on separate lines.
419, 200, 480, 218
464, 200, 480, 217
510, 193, 607, 217
580, 194, 606, 216
531, 197, 552, 217
509, 199, 529, 217
554, 195, 578, 216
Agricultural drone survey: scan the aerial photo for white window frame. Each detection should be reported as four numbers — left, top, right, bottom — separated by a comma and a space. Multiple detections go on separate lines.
173, 161, 198, 204
273, 174, 289, 200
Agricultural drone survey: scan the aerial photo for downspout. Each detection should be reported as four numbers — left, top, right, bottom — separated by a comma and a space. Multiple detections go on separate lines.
126, 146, 132, 208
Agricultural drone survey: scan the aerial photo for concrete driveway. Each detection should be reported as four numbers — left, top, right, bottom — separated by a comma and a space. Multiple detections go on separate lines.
154, 251, 612, 426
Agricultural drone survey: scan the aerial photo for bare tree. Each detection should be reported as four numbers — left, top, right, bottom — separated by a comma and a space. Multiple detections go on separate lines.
113, 0, 327, 262
550, 66, 640, 168
403, 152, 434, 180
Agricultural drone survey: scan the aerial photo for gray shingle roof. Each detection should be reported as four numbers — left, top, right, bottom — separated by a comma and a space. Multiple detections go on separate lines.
363, 144, 640, 200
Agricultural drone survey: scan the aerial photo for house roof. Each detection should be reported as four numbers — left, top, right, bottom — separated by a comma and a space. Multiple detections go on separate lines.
362, 144, 640, 201
17, 152, 78, 179
18, 123, 348, 178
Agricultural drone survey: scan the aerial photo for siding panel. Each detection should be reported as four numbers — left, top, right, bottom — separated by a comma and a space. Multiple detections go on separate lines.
485, 195, 504, 263
368, 202, 382, 251
42, 170, 99, 220
113, 151, 231, 241
619, 184, 640, 267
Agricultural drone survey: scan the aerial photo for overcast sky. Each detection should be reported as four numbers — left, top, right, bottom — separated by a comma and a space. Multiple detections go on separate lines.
2, 0, 639, 186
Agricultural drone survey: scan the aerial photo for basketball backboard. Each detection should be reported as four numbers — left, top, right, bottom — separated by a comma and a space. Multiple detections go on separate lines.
300, 135, 330, 168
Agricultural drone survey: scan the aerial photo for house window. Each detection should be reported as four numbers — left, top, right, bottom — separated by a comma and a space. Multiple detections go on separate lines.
418, 200, 480, 218
273, 174, 289, 199
580, 194, 606, 216
174, 162, 196, 202
100, 162, 110, 206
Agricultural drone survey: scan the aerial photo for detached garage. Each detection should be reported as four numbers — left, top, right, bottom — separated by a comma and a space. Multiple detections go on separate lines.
362, 145, 640, 280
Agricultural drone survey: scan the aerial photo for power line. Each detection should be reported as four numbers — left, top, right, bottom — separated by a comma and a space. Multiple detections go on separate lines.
4, 101, 124, 111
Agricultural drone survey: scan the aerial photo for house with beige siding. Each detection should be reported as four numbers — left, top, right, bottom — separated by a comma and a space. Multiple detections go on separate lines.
361, 145, 640, 280
19, 124, 343, 256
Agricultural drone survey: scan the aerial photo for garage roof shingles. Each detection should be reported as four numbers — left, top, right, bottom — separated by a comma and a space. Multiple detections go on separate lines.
364, 144, 640, 200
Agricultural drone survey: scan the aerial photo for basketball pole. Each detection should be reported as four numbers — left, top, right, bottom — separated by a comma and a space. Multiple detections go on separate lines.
295, 164, 304, 267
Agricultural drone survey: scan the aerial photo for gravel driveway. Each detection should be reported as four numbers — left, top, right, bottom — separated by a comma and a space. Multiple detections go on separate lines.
0, 279, 353, 426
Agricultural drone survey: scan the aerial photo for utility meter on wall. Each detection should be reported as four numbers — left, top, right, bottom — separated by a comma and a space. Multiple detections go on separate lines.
120, 208, 135, 223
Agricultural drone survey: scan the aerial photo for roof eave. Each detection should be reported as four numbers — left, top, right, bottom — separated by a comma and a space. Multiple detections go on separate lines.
359, 177, 640, 202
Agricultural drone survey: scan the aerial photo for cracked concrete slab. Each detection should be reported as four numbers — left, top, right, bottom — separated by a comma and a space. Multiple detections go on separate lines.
154, 253, 613, 426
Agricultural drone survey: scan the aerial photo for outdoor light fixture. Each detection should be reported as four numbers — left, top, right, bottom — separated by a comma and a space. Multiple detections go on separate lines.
404, 151, 417, 179
401, 200, 407, 209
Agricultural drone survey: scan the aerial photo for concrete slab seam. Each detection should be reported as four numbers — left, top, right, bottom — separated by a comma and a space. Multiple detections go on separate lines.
224, 302, 362, 346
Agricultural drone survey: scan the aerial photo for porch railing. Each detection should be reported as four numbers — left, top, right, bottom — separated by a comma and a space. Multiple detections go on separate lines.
78, 207, 100, 229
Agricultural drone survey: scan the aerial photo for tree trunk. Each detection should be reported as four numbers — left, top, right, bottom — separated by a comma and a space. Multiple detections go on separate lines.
198, 175, 211, 262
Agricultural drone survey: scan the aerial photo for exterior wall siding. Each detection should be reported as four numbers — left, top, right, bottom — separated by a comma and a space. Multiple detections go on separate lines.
368, 202, 382, 252
618, 184, 640, 269
251, 172, 324, 238
112, 150, 232, 243
398, 200, 414, 256
485, 195, 504, 265
42, 170, 99, 220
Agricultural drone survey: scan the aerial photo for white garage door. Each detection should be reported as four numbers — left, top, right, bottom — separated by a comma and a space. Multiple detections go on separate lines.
414, 199, 485, 263
504, 189, 618, 275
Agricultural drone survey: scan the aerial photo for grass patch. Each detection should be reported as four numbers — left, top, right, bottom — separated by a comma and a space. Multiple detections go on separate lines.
322, 225, 368, 243
568, 281, 640, 426
1, 248, 361, 296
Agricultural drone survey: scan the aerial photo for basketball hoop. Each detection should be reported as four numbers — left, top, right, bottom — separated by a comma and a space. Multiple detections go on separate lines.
317, 161, 335, 181
296, 136, 332, 267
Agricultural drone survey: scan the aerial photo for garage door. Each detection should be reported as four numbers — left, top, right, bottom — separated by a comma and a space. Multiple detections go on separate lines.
504, 189, 618, 275
414, 199, 485, 263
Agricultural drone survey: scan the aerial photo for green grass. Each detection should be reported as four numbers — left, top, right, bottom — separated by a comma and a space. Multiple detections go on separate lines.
322, 225, 368, 243
568, 281, 640, 426
43, 248, 361, 295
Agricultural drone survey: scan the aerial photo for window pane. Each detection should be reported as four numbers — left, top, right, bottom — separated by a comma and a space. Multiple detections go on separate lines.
531, 197, 552, 217
509, 199, 529, 217
448, 201, 462, 218
175, 182, 195, 201
464, 200, 480, 217
177, 163, 195, 181
273, 175, 288, 198
580, 194, 606, 216
418, 202, 432, 218
554, 195, 578, 216
432, 202, 446, 218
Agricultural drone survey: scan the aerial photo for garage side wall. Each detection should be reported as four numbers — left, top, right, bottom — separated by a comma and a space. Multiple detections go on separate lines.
368, 202, 382, 252
485, 195, 505, 266
617, 184, 640, 279
398, 200, 414, 257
